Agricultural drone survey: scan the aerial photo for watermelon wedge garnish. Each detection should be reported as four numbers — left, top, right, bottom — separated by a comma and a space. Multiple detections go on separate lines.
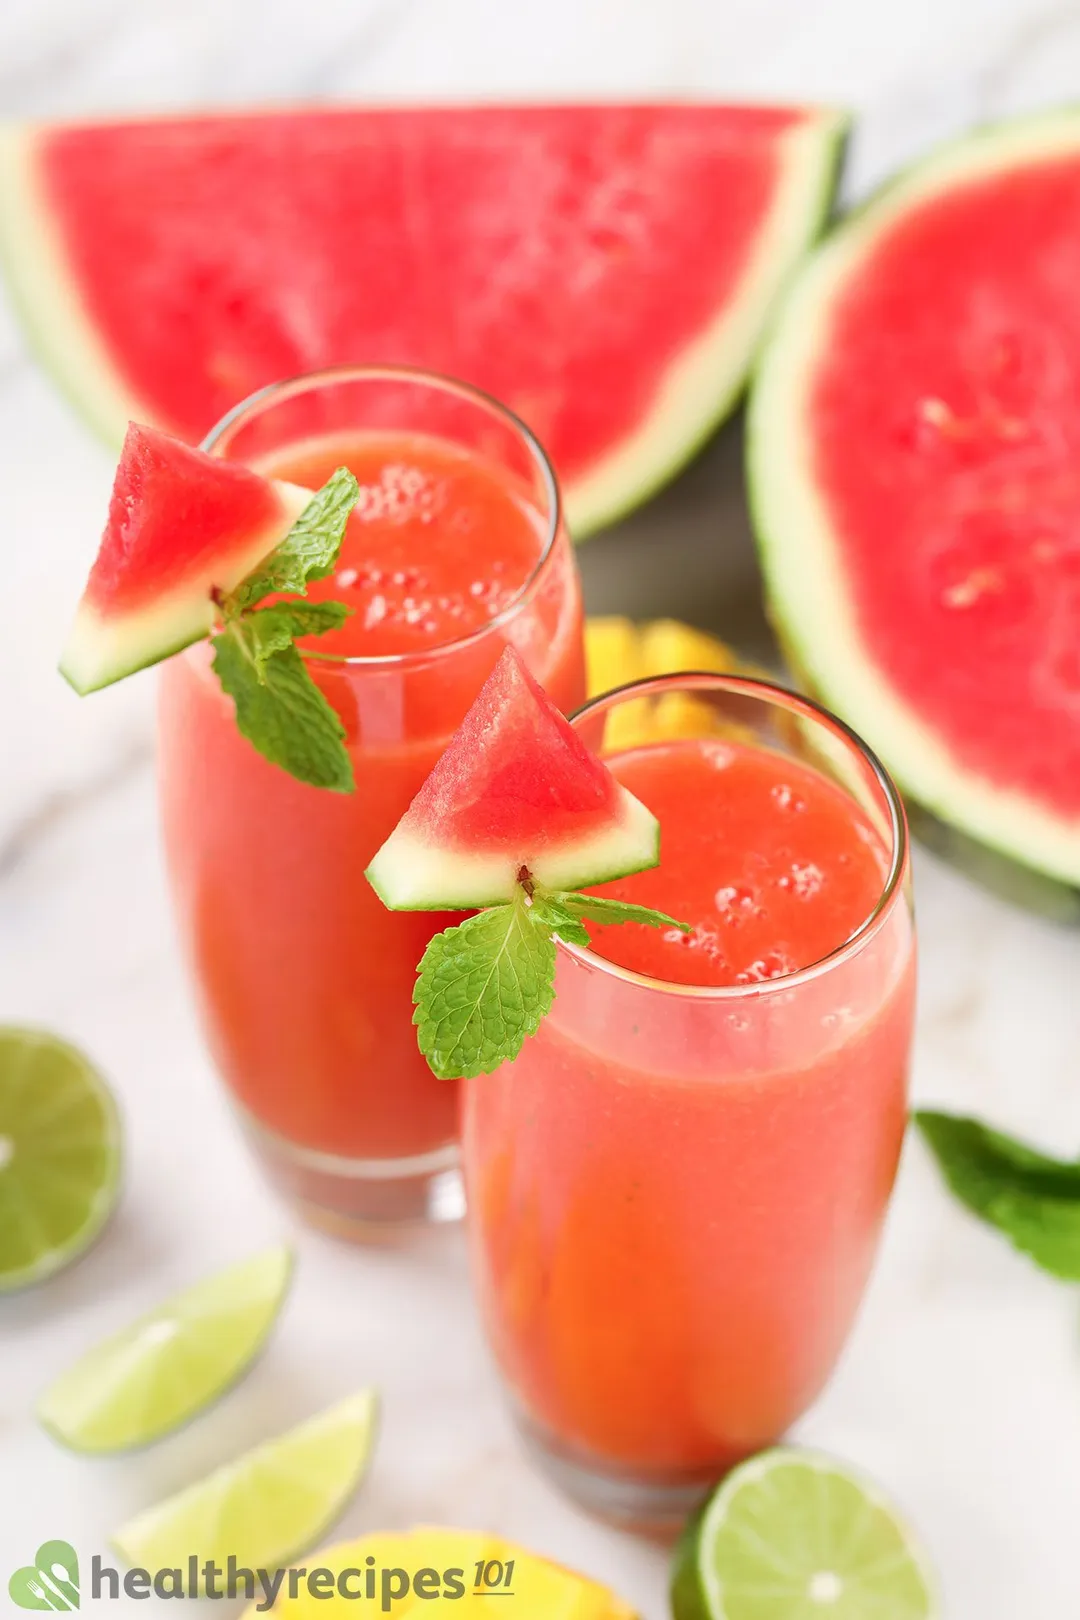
366, 647, 659, 909
60, 422, 309, 693
750, 108, 1080, 900
0, 104, 847, 536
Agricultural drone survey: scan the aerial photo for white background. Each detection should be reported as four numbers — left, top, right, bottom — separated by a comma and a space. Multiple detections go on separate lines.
4, 2, 1080, 1616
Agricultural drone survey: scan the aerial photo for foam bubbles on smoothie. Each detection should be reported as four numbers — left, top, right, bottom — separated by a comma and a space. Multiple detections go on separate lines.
771, 781, 807, 812
775, 861, 825, 900
353, 461, 446, 525
715, 883, 764, 920
734, 949, 796, 984
663, 922, 728, 970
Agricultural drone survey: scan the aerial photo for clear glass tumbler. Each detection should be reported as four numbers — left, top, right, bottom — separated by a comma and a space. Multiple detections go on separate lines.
462, 673, 914, 1527
158, 366, 585, 1236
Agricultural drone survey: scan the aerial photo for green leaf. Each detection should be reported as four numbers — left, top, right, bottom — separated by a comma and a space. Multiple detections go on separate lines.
205, 470, 358, 791
241, 601, 353, 674
550, 890, 692, 934
229, 467, 360, 610
413, 891, 557, 1079
211, 622, 354, 793
526, 893, 592, 947
258, 600, 353, 639
915, 1110, 1080, 1280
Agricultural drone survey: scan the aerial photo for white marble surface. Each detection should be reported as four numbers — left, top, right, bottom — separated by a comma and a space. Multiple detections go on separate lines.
5, 3, 1080, 1616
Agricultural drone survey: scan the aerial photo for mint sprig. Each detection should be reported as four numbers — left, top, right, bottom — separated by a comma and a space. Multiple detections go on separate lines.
915, 1110, 1080, 1279
210, 467, 359, 791
228, 468, 361, 609
413, 878, 690, 1079
212, 625, 353, 793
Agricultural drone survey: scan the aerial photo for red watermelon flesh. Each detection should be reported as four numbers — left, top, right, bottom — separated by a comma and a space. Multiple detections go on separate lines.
811, 162, 1080, 813
751, 113, 1080, 889
0, 104, 847, 535
366, 646, 659, 908
60, 422, 309, 694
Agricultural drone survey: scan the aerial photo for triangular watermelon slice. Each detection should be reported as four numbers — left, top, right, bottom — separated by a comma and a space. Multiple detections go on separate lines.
0, 104, 847, 536
61, 422, 310, 694
366, 646, 659, 909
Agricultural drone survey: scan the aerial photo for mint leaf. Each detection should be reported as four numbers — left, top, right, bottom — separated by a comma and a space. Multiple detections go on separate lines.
257, 600, 352, 639
915, 1110, 1080, 1279
205, 470, 359, 791
229, 467, 359, 610
241, 601, 352, 674
211, 623, 354, 793
410, 879, 696, 1079
551, 890, 692, 934
413, 890, 556, 1079
526, 892, 592, 947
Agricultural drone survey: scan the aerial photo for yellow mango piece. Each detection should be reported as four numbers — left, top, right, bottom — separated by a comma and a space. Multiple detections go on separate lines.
244, 1527, 638, 1618
649, 690, 720, 739
585, 616, 650, 752
585, 615, 756, 751
638, 617, 743, 678
584, 615, 644, 700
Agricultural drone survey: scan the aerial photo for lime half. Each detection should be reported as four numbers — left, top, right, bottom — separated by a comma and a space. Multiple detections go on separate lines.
0, 1026, 121, 1292
671, 1449, 938, 1620
38, 1245, 293, 1452
113, 1390, 378, 1579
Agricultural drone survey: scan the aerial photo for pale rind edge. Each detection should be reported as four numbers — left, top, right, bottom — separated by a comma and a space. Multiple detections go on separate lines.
749, 109, 1080, 887
0, 111, 848, 536
567, 106, 850, 535
366, 783, 659, 910
0, 122, 170, 441
59, 481, 312, 693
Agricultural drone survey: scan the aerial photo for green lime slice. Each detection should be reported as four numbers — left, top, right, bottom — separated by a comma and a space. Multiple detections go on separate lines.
38, 1245, 293, 1452
671, 1448, 939, 1620
112, 1390, 378, 1578
0, 1026, 122, 1292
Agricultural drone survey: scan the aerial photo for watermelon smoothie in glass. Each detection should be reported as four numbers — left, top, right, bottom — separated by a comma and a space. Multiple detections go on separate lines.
462, 674, 915, 1527
158, 366, 584, 1233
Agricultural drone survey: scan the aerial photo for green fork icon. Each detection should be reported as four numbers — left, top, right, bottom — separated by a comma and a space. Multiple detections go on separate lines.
9, 1542, 80, 1611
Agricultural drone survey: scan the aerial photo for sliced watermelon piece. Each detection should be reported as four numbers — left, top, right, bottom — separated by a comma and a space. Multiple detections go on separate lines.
366, 647, 658, 909
61, 422, 309, 694
749, 109, 1080, 900
0, 104, 847, 537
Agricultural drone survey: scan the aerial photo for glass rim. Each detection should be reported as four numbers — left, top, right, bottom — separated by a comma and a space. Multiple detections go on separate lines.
201, 362, 563, 670
558, 671, 910, 1000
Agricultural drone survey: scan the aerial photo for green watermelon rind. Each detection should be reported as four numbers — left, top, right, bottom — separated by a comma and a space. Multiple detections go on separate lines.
565, 106, 851, 536
748, 107, 1080, 904
0, 110, 849, 539
366, 783, 660, 910
59, 479, 311, 695
0, 123, 161, 446
775, 629, 1080, 923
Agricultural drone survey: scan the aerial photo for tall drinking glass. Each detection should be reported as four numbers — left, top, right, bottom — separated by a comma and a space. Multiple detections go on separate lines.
462, 674, 914, 1527
159, 366, 584, 1235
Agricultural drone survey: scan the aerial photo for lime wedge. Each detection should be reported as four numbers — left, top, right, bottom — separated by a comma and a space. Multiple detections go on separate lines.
113, 1391, 378, 1579
0, 1026, 122, 1292
671, 1449, 938, 1620
38, 1245, 293, 1452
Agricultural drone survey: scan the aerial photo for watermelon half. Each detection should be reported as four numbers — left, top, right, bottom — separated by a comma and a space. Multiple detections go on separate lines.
750, 109, 1080, 906
366, 647, 658, 909
61, 422, 309, 693
0, 104, 846, 537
